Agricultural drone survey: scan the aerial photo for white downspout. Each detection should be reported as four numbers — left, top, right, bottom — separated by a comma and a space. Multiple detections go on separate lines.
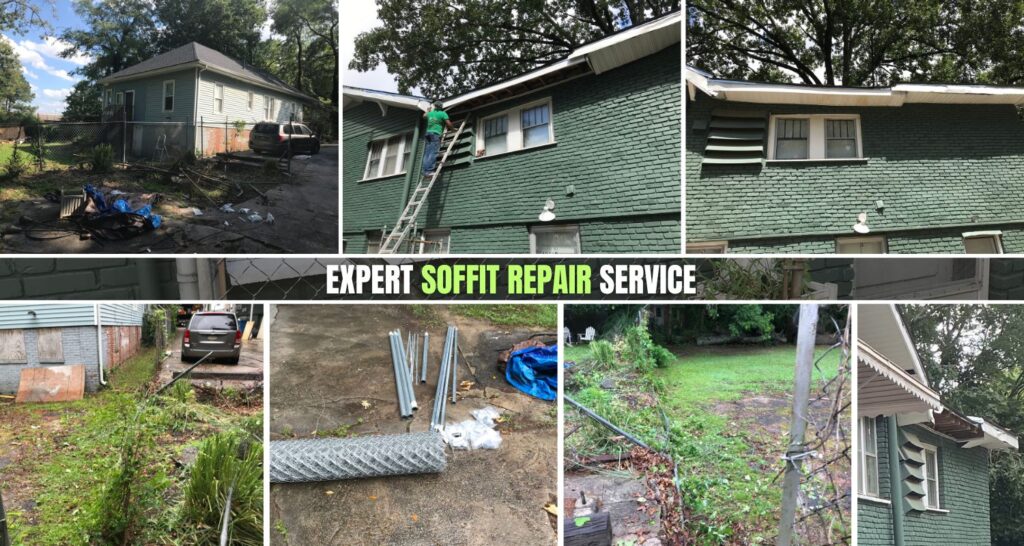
176, 258, 200, 299
196, 259, 215, 300
194, 65, 207, 155
95, 304, 107, 386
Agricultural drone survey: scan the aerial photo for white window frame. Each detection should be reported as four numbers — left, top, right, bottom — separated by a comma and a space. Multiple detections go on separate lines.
836, 235, 887, 254
476, 97, 554, 157
105, 89, 113, 106
768, 114, 863, 161
214, 84, 224, 114
962, 231, 1004, 254
859, 417, 880, 497
362, 132, 413, 181
921, 442, 941, 509
115, 91, 124, 105
162, 80, 175, 112
418, 229, 451, 254
247, 91, 254, 111
263, 95, 271, 119
687, 241, 729, 254
529, 224, 581, 254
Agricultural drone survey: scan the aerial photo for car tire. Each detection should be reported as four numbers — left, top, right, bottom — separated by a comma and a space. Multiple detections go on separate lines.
229, 357, 240, 365
312, 142, 320, 154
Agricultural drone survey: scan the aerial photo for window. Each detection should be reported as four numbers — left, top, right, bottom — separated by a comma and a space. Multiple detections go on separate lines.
247, 91, 254, 111
418, 229, 450, 254
769, 114, 862, 160
263, 95, 271, 119
268, 97, 277, 119
105, 89, 113, 106
530, 225, 580, 254
162, 80, 174, 112
115, 91, 123, 105
687, 241, 728, 254
836, 236, 886, 254
214, 84, 224, 113
365, 230, 383, 254
859, 417, 880, 497
363, 133, 414, 180
922, 444, 940, 509
963, 231, 1004, 254
477, 98, 553, 156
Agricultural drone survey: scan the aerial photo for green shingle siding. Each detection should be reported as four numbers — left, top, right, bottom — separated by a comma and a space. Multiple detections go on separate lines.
107, 69, 196, 123
858, 419, 993, 546
342, 45, 681, 253
687, 92, 1024, 253
990, 258, 1024, 299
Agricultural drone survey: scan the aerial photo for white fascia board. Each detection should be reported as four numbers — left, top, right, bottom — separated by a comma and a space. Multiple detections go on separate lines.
685, 66, 717, 98
569, 11, 682, 60
343, 87, 430, 112
442, 57, 585, 110
962, 417, 1020, 450
692, 77, 1024, 106
858, 341, 943, 413
99, 62, 202, 84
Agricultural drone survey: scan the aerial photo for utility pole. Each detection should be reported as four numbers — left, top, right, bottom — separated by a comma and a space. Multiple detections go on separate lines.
778, 303, 818, 546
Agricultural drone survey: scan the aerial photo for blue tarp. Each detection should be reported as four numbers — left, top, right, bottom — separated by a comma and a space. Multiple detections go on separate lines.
505, 344, 558, 401
84, 184, 162, 229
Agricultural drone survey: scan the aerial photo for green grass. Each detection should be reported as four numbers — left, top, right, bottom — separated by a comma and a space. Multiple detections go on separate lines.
2, 346, 261, 544
451, 304, 557, 329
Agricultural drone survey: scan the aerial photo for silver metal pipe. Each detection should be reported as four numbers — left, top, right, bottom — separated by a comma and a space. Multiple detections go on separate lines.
420, 332, 429, 383
451, 328, 458, 404
432, 326, 453, 429
439, 327, 454, 425
395, 331, 414, 416
396, 331, 418, 411
389, 331, 410, 417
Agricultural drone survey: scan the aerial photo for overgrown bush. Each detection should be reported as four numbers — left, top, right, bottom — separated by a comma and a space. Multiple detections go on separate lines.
590, 340, 615, 367
142, 307, 172, 347
180, 431, 263, 545
4, 147, 27, 180
624, 325, 656, 372
91, 143, 114, 172
651, 344, 676, 368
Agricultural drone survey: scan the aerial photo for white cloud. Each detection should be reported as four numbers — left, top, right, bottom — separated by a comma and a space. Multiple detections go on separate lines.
51, 69, 76, 82
42, 87, 72, 100
1, 34, 88, 82
20, 65, 38, 79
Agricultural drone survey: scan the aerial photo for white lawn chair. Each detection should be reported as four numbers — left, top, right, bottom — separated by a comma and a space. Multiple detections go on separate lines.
578, 326, 596, 343
563, 327, 573, 346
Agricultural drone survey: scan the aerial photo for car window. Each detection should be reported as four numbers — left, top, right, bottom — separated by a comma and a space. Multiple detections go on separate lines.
254, 123, 278, 134
190, 314, 237, 330
298, 125, 311, 135
283, 125, 294, 135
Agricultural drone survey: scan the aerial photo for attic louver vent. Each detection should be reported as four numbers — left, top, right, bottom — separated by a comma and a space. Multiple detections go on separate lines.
701, 111, 766, 165
899, 430, 928, 513
444, 125, 475, 167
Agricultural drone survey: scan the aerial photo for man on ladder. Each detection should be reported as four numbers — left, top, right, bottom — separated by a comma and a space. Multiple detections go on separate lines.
423, 100, 455, 176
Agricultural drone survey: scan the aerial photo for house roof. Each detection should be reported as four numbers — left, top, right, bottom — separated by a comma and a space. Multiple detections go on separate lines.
342, 86, 430, 113
686, 66, 1024, 106
344, 10, 681, 112
100, 42, 314, 102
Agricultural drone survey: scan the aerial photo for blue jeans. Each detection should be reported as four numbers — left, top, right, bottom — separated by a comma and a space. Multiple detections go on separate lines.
422, 132, 441, 174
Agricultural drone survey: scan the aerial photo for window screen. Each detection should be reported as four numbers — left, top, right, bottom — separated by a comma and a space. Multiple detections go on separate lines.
964, 235, 1001, 254
924, 448, 940, 508
826, 119, 858, 158
483, 115, 508, 154
775, 118, 809, 159
533, 226, 580, 254
521, 104, 551, 148
382, 134, 403, 175
163, 82, 174, 111
365, 141, 384, 178
214, 85, 224, 113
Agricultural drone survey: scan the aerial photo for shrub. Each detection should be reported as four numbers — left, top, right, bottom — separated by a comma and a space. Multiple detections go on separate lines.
651, 345, 675, 368
4, 148, 27, 179
180, 431, 263, 546
91, 143, 114, 172
624, 325, 656, 372
589, 340, 615, 367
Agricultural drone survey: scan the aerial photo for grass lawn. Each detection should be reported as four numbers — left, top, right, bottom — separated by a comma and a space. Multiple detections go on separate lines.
451, 304, 557, 329
0, 347, 262, 545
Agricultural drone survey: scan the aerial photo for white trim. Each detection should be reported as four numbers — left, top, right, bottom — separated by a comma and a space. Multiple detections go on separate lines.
247, 91, 254, 111
962, 231, 1004, 254
857, 341, 943, 413
213, 83, 224, 114
686, 241, 729, 254
343, 86, 431, 112
836, 235, 887, 254
921, 442, 941, 510
162, 80, 175, 112
767, 114, 862, 161
857, 494, 892, 506
529, 224, 581, 254
859, 416, 881, 497
476, 97, 554, 157
361, 132, 413, 181
417, 228, 451, 254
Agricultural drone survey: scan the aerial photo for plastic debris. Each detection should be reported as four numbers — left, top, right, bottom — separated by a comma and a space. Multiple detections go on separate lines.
191, 207, 203, 216
109, 189, 127, 196
441, 405, 503, 450
219, 203, 236, 213
266, 212, 275, 224
246, 212, 263, 223
505, 345, 558, 401
239, 207, 251, 214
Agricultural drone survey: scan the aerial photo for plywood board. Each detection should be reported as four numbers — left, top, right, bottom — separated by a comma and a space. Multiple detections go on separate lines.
15, 365, 86, 403
0, 330, 26, 363
36, 328, 64, 363
242, 320, 255, 339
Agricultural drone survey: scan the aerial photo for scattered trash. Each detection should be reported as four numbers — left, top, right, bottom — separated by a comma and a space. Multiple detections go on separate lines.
441, 405, 503, 450
220, 203, 236, 213
266, 212, 275, 224
505, 345, 558, 401
246, 212, 264, 223
360, 400, 372, 409
223, 221, 230, 227
190, 207, 203, 216
109, 189, 127, 196
239, 208, 251, 214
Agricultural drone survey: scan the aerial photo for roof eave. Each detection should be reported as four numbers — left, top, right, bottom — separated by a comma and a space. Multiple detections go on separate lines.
99, 62, 202, 84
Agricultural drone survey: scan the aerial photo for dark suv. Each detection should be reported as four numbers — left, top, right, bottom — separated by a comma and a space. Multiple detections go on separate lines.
181, 312, 241, 364
249, 122, 320, 155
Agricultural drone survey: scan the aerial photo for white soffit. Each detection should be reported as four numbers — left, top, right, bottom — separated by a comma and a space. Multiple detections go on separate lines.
343, 86, 430, 112
858, 342, 942, 417
858, 304, 929, 381
962, 417, 1020, 451
569, 11, 681, 74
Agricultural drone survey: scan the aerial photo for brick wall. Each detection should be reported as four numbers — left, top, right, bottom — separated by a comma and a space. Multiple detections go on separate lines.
343, 45, 681, 253
0, 326, 102, 394
687, 91, 1024, 253
102, 325, 142, 369
0, 259, 179, 300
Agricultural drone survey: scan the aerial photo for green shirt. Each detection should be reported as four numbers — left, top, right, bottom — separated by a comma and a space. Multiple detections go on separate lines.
425, 110, 449, 135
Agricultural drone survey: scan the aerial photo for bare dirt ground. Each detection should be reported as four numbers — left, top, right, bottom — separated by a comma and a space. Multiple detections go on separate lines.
268, 304, 558, 545
0, 145, 337, 254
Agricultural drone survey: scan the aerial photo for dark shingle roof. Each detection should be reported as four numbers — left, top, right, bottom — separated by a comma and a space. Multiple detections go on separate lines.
100, 42, 313, 101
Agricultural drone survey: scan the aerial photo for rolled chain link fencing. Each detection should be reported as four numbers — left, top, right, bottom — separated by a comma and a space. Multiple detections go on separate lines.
270, 431, 446, 483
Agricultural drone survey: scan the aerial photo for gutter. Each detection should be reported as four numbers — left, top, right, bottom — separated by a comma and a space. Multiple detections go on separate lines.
399, 121, 422, 221
194, 65, 207, 153
887, 416, 905, 546
698, 219, 1024, 245
95, 304, 107, 387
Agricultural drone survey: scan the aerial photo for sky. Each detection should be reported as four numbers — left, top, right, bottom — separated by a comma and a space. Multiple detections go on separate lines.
2, 2, 91, 115
343, 0, 410, 94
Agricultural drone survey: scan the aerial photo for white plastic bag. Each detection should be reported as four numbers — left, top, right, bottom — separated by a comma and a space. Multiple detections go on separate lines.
441, 405, 503, 450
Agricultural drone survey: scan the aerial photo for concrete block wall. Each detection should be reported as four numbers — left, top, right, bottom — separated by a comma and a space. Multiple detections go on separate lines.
0, 259, 179, 300
0, 326, 102, 394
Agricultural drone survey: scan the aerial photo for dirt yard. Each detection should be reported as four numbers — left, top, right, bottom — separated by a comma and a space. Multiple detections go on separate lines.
0, 145, 338, 254
268, 304, 558, 545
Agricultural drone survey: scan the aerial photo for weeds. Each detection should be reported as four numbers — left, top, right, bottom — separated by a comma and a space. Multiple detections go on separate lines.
90, 144, 114, 173
590, 340, 615, 367
452, 304, 557, 328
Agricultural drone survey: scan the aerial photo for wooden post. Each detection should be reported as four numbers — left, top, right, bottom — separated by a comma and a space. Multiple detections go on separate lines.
778, 303, 818, 546
564, 511, 612, 546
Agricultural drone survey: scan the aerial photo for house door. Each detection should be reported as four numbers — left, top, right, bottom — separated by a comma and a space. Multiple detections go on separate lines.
853, 259, 988, 299
123, 91, 135, 121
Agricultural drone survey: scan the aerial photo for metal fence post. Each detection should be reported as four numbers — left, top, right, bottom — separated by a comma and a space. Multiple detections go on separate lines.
200, 116, 205, 158
224, 119, 228, 153
121, 106, 126, 163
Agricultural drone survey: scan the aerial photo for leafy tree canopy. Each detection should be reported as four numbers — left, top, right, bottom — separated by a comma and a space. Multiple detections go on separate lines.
0, 36, 33, 119
350, 0, 680, 98
687, 0, 1024, 86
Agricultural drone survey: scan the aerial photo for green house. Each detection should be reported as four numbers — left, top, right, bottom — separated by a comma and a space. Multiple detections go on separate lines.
686, 66, 1024, 254
342, 13, 681, 254
857, 304, 1018, 545
98, 42, 314, 157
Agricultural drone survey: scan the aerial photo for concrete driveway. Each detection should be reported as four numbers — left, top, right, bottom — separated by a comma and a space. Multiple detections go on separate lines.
159, 327, 264, 388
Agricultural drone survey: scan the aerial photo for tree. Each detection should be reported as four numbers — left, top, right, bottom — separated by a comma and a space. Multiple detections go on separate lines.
272, 0, 338, 136
350, 0, 680, 98
154, 0, 266, 65
62, 80, 101, 121
686, 0, 1022, 86
60, 0, 159, 81
0, 37, 33, 119
1, 0, 52, 31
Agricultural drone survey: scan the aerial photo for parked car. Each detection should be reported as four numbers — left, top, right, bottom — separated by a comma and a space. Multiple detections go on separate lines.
249, 122, 320, 155
181, 312, 241, 364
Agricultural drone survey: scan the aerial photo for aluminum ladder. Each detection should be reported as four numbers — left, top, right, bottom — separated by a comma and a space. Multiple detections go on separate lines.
378, 118, 467, 254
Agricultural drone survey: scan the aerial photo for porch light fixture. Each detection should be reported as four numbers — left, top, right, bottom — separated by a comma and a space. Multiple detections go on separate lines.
853, 212, 870, 234
538, 199, 556, 222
